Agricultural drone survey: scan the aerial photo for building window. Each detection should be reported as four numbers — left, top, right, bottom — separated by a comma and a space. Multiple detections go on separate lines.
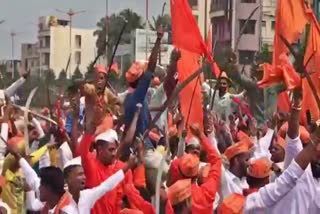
241, 0, 256, 3
194, 15, 198, 23
75, 51, 81, 65
75, 35, 81, 49
239, 50, 255, 64
262, 21, 266, 27
188, 0, 198, 8
45, 36, 50, 48
239, 19, 256, 34
44, 53, 50, 66
271, 21, 276, 30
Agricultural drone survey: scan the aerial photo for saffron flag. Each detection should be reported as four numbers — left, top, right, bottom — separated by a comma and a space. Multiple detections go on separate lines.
258, 54, 301, 90
110, 61, 119, 75
177, 49, 203, 136
272, 0, 308, 113
302, 12, 320, 124
273, 0, 308, 65
170, 0, 208, 56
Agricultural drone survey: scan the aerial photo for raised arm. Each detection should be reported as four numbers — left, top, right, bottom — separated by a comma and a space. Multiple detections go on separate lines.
117, 104, 142, 158
284, 88, 303, 169
245, 136, 320, 212
163, 49, 180, 98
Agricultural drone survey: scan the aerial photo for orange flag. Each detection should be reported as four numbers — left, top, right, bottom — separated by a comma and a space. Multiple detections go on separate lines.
177, 49, 203, 136
258, 54, 301, 90
272, 0, 308, 113
170, 0, 208, 56
273, 0, 308, 65
302, 12, 320, 124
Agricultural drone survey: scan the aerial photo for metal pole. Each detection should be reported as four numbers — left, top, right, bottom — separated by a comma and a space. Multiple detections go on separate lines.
11, 32, 15, 79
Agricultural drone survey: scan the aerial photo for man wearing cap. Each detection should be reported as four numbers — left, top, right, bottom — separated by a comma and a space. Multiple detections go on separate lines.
202, 72, 245, 125
94, 64, 122, 116
80, 103, 155, 214
269, 135, 286, 181
243, 158, 272, 196
218, 137, 252, 203
123, 28, 163, 151
165, 124, 222, 214
62, 154, 138, 213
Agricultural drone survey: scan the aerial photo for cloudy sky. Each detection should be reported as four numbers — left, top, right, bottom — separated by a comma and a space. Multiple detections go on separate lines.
0, 0, 168, 59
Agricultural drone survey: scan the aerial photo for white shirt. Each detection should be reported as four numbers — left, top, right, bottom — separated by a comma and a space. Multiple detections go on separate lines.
62, 170, 125, 214
221, 168, 248, 198
251, 128, 274, 161
58, 142, 73, 170
0, 200, 11, 214
149, 84, 167, 130
244, 159, 305, 214
202, 82, 244, 124
245, 136, 320, 213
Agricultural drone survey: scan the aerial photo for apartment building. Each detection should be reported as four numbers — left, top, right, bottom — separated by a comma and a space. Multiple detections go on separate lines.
261, 0, 277, 50
21, 16, 96, 78
210, 0, 262, 66
188, 0, 212, 38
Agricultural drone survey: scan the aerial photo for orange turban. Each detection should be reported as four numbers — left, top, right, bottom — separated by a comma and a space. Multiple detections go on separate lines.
149, 131, 161, 142
152, 77, 161, 86
126, 61, 147, 83
247, 158, 271, 179
219, 193, 245, 214
278, 122, 310, 144
178, 154, 200, 178
95, 64, 108, 74
220, 71, 232, 83
276, 135, 286, 150
120, 209, 143, 214
167, 179, 192, 206
224, 138, 252, 161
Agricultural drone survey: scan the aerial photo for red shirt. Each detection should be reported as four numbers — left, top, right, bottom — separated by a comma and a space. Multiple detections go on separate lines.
166, 136, 222, 214
80, 135, 155, 214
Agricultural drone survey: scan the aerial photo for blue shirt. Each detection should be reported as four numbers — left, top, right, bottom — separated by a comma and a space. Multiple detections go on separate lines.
124, 71, 154, 149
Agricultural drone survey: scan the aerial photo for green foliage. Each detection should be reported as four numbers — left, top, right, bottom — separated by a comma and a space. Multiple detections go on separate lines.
94, 9, 144, 64
72, 66, 83, 81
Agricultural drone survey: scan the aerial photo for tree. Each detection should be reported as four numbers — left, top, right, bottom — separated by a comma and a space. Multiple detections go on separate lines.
149, 14, 171, 32
251, 43, 272, 79
94, 9, 144, 63
46, 69, 56, 85
56, 69, 68, 89
72, 66, 83, 81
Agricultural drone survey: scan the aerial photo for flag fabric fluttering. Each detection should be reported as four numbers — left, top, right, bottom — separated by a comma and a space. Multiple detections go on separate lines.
258, 54, 301, 90
271, 0, 309, 112
301, 11, 320, 124
170, 0, 208, 56
206, 26, 221, 77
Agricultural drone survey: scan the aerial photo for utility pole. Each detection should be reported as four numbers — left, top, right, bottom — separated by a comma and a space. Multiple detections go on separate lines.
56, 8, 85, 78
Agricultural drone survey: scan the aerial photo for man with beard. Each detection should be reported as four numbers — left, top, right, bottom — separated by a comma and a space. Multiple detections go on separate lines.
202, 72, 245, 125
246, 88, 320, 213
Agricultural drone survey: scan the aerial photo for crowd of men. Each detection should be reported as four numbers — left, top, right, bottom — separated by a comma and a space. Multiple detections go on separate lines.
0, 27, 319, 214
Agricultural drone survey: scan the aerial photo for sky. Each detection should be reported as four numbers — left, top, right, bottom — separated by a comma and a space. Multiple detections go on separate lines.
0, 0, 168, 60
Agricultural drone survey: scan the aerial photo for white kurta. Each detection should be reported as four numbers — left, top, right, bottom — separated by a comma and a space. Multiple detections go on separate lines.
245, 136, 320, 214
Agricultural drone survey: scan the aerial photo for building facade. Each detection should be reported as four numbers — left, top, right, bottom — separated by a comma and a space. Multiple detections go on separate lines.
210, 0, 263, 66
21, 16, 96, 78
261, 0, 277, 50
188, 0, 212, 38
0, 60, 21, 78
